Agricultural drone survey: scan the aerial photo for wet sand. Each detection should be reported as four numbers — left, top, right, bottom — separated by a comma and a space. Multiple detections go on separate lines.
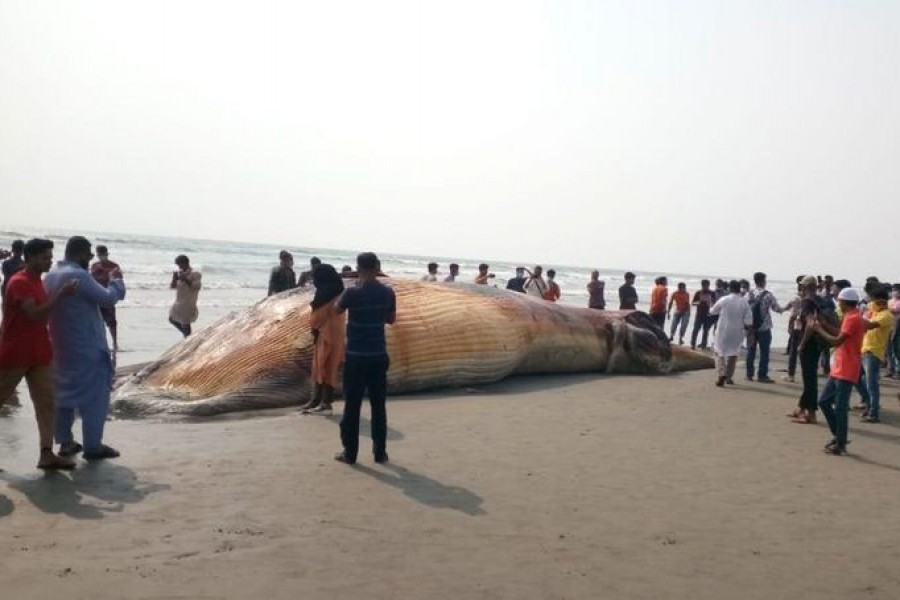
2, 355, 900, 599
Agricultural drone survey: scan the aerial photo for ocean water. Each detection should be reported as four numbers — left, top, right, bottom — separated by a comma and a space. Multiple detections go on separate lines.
1, 227, 798, 356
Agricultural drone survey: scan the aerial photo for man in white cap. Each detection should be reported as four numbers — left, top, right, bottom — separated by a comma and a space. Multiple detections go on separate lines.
811, 287, 866, 455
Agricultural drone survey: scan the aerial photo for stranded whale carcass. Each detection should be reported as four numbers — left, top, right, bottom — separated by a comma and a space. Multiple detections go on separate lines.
113, 280, 714, 416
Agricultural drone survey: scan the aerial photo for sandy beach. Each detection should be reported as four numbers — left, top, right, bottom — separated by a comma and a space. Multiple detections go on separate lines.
3, 353, 900, 600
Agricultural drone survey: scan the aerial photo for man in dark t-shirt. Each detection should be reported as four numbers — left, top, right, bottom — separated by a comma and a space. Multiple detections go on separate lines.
618, 272, 638, 310
506, 268, 527, 293
268, 250, 297, 296
1, 239, 25, 300
334, 252, 397, 465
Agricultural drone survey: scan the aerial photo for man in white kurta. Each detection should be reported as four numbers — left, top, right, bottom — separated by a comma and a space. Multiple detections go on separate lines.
710, 280, 752, 386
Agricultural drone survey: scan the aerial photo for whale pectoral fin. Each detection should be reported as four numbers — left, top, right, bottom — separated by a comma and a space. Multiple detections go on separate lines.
621, 312, 673, 374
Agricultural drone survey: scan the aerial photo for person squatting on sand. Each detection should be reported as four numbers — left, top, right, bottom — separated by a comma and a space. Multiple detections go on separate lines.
90, 245, 122, 351
811, 287, 866, 455
169, 254, 202, 338
334, 252, 396, 465
711, 280, 751, 387
667, 282, 690, 345
46, 236, 126, 461
0, 239, 78, 470
299, 264, 346, 416
268, 250, 297, 296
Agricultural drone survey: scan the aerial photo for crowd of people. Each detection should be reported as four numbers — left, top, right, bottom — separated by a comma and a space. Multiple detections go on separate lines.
0, 237, 210, 470
3, 237, 899, 467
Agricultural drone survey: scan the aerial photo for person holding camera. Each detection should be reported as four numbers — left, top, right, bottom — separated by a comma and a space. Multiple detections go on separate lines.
169, 254, 202, 337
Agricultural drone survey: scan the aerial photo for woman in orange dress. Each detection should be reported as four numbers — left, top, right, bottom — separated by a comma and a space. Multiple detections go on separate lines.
300, 264, 346, 415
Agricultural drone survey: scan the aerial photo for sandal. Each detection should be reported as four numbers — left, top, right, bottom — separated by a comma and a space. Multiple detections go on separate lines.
83, 445, 120, 460
37, 452, 76, 471
58, 442, 83, 457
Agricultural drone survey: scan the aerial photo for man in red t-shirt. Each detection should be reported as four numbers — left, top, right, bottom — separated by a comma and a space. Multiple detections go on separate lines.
90, 244, 122, 351
812, 287, 866, 455
0, 238, 78, 470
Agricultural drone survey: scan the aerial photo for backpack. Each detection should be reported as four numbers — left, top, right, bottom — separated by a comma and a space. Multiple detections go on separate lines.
750, 291, 769, 331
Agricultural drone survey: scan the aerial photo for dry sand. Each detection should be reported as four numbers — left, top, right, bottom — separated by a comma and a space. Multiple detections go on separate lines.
3, 356, 900, 600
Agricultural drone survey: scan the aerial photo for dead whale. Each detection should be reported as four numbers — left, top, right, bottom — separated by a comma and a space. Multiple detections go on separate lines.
113, 280, 714, 416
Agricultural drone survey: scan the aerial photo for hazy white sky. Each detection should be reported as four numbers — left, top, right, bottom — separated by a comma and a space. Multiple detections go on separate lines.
2, 1, 898, 281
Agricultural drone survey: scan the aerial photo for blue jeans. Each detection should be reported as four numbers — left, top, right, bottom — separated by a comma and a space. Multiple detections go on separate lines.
746, 329, 772, 379
818, 377, 853, 447
890, 330, 900, 375
863, 353, 881, 419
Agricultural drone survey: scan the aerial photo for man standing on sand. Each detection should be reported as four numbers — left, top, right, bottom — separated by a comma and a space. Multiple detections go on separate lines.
474, 263, 495, 285
812, 288, 866, 455
421, 262, 439, 282
0, 239, 78, 470
691, 279, 717, 349
523, 266, 548, 298
334, 252, 396, 465
1, 239, 25, 301
619, 272, 638, 310
444, 263, 460, 283
90, 245, 122, 351
649, 276, 668, 328
45, 236, 126, 461
587, 270, 606, 309
710, 280, 752, 387
298, 257, 322, 287
745, 272, 784, 383
543, 269, 561, 302
506, 267, 527, 293
858, 285, 893, 424
169, 254, 202, 337
667, 282, 690, 344
268, 250, 297, 296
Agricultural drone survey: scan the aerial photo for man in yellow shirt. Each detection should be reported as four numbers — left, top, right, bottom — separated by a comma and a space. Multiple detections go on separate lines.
860, 285, 893, 423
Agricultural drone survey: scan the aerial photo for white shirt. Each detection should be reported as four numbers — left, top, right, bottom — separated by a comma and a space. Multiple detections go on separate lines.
443, 274, 457, 282
524, 276, 548, 298
710, 292, 752, 357
421, 274, 437, 282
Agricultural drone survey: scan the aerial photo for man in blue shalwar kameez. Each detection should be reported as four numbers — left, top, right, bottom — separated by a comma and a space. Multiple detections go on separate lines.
44, 236, 126, 460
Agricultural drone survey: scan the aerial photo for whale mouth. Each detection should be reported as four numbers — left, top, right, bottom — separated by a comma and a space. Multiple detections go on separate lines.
619, 311, 674, 374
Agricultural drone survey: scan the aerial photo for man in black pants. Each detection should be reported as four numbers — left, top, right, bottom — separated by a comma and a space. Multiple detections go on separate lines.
334, 252, 396, 465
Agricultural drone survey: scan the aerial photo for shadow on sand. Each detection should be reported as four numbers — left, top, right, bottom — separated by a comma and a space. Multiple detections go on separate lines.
0, 493, 14, 519
353, 463, 485, 516
322, 414, 404, 442
0, 461, 169, 520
